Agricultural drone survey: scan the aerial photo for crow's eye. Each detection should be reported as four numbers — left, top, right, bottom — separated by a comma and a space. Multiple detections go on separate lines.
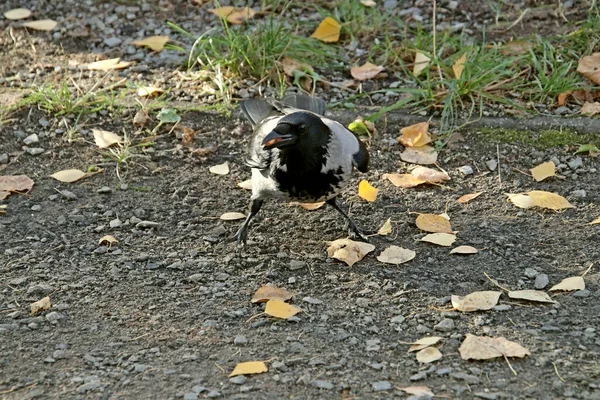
298, 123, 307, 133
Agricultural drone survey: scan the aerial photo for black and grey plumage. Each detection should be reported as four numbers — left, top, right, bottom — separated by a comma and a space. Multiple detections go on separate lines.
234, 94, 370, 246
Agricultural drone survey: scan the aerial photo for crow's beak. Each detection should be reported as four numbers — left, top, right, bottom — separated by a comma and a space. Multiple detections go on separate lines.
262, 130, 295, 150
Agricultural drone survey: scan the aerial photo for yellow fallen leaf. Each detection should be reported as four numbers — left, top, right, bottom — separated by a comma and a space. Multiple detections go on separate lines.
358, 180, 378, 202
92, 128, 123, 148
294, 202, 326, 211
229, 361, 268, 377
220, 212, 246, 221
530, 161, 556, 182
459, 334, 530, 360
131, 36, 169, 51
137, 86, 164, 97
31, 296, 51, 315
507, 290, 555, 303
209, 6, 256, 24
209, 162, 229, 175
50, 169, 87, 183
359, 0, 377, 6
400, 145, 438, 165
416, 347, 442, 363
407, 336, 442, 352
98, 235, 118, 246
550, 276, 585, 291
450, 245, 478, 255
350, 62, 385, 81
452, 53, 467, 79
413, 51, 431, 76
251, 286, 295, 303
400, 386, 434, 397
310, 17, 341, 43
527, 190, 574, 211
589, 216, 600, 225
457, 192, 483, 204
4, 8, 32, 20
88, 58, 133, 71
238, 179, 253, 190
264, 300, 302, 319
506, 193, 534, 209
451, 291, 501, 312
383, 173, 426, 188
377, 246, 416, 265
415, 214, 452, 234
0, 175, 35, 200
420, 233, 456, 246
398, 122, 431, 147
327, 238, 375, 267
411, 166, 449, 183
577, 53, 600, 86
377, 218, 392, 235
22, 19, 58, 31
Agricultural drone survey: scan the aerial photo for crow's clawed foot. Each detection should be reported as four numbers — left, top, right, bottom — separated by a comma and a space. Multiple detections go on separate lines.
347, 222, 370, 242
232, 226, 248, 250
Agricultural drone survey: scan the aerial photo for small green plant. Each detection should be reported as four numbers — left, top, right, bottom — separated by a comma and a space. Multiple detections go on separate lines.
101, 132, 151, 181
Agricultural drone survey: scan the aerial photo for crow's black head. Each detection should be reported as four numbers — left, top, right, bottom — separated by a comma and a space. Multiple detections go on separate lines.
262, 112, 330, 150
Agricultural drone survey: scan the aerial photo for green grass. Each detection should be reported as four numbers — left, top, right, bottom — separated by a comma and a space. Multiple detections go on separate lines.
480, 127, 600, 149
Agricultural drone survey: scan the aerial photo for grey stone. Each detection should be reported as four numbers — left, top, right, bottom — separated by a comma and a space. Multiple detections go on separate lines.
568, 157, 583, 170
302, 296, 323, 305
206, 390, 221, 398
45, 312, 65, 324
311, 380, 334, 390
233, 335, 248, 345
136, 220, 160, 229
104, 37, 122, 47
27, 284, 53, 296
183, 393, 198, 400
571, 189, 587, 198
26, 147, 45, 155
0, 153, 8, 163
229, 375, 247, 385
97, 186, 112, 194
31, 205, 42, 211
434, 318, 455, 332
524, 267, 539, 278
485, 159, 497, 171
573, 290, 591, 297
390, 315, 405, 324
187, 274, 204, 283
451, 372, 480, 384
134, 363, 149, 372
23, 134, 39, 145
458, 165, 474, 175
76, 381, 102, 392
289, 260, 306, 270
493, 305, 511, 311
534, 274, 549, 289
372, 381, 392, 391
410, 371, 427, 381
109, 218, 122, 228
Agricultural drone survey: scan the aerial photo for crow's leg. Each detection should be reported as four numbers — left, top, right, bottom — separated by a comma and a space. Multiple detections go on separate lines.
326, 197, 369, 241
233, 199, 264, 247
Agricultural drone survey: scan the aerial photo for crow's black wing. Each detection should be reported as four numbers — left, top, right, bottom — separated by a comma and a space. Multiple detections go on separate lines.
282, 94, 327, 116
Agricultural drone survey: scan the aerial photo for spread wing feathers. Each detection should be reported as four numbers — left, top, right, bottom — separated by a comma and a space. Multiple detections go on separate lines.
240, 95, 326, 126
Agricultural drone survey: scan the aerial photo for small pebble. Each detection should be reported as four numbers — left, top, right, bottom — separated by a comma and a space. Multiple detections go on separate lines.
311, 380, 334, 390
534, 274, 549, 289
372, 381, 392, 391
457, 165, 474, 175
434, 318, 455, 332
485, 159, 497, 171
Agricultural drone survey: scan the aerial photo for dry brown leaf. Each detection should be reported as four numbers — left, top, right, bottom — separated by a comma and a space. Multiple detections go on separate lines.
457, 192, 483, 204
98, 235, 118, 246
350, 62, 385, 81
530, 161, 556, 182
310, 17, 341, 43
577, 53, 600, 85
280, 57, 314, 77
459, 334, 531, 360
376, 246, 416, 265
327, 238, 375, 267
400, 145, 438, 165
411, 166, 449, 183
31, 296, 51, 315
416, 347, 442, 363
506, 193, 535, 209
131, 36, 169, 51
87, 58, 133, 71
209, 162, 229, 175
407, 336, 442, 352
377, 218, 392, 235
238, 179, 253, 190
500, 40, 532, 56
220, 212, 246, 221
508, 290, 555, 303
398, 122, 431, 147
251, 286, 295, 303
92, 129, 123, 148
22, 19, 58, 31
264, 299, 301, 319
137, 86, 164, 97
528, 190, 574, 211
415, 214, 452, 234
580, 102, 600, 116
413, 51, 431, 76
451, 291, 501, 312
229, 361, 268, 377
399, 386, 434, 397
297, 202, 326, 211
0, 175, 35, 200
420, 233, 456, 246
450, 245, 478, 255
383, 173, 426, 188
550, 276, 585, 291
209, 6, 256, 24
4, 8, 32, 20
50, 169, 87, 183
358, 179, 378, 202
452, 53, 467, 79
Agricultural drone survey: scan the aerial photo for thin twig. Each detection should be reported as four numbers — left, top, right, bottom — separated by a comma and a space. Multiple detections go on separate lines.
214, 362, 226, 374
496, 144, 501, 183
484, 272, 510, 292
581, 262, 594, 277
552, 362, 566, 382
504, 354, 518, 376
503, 8, 530, 31
128, 332, 150, 341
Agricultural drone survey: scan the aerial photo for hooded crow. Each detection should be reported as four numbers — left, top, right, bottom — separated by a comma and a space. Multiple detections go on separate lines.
234, 94, 369, 246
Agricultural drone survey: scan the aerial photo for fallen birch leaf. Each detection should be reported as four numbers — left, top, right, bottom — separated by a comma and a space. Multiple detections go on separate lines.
31, 296, 51, 315
506, 193, 534, 209
264, 299, 301, 319
220, 212, 246, 221
137, 86, 164, 97
408, 336, 443, 352
413, 51, 431, 76
383, 173, 425, 188
251, 286, 295, 303
350, 62, 385, 81
416, 347, 442, 363
401, 145, 438, 165
451, 291, 501, 312
359, 0, 377, 6
92, 129, 123, 148
4, 8, 32, 20
22, 19, 57, 31
209, 162, 229, 175
415, 214, 452, 233
229, 361, 268, 377
327, 238, 375, 267
87, 58, 133, 71
457, 192, 483, 204
508, 290, 555, 303
550, 276, 585, 291
452, 53, 467, 79
400, 386, 434, 397
530, 161, 556, 182
411, 166, 449, 183
238, 179, 253, 190
377, 218, 392, 235
98, 235, 118, 247
398, 122, 431, 147
589, 216, 600, 225
0, 175, 35, 200
296, 202, 325, 211
358, 180, 378, 202
450, 245, 478, 255
209, 6, 256, 24
420, 233, 456, 246
528, 190, 574, 211
577, 53, 600, 85
580, 101, 600, 116
310, 17, 341, 43
459, 334, 531, 360
377, 246, 416, 265
50, 169, 87, 183
131, 36, 169, 51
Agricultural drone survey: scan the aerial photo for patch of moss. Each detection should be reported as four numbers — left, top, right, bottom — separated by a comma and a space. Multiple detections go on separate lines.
480, 128, 600, 149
